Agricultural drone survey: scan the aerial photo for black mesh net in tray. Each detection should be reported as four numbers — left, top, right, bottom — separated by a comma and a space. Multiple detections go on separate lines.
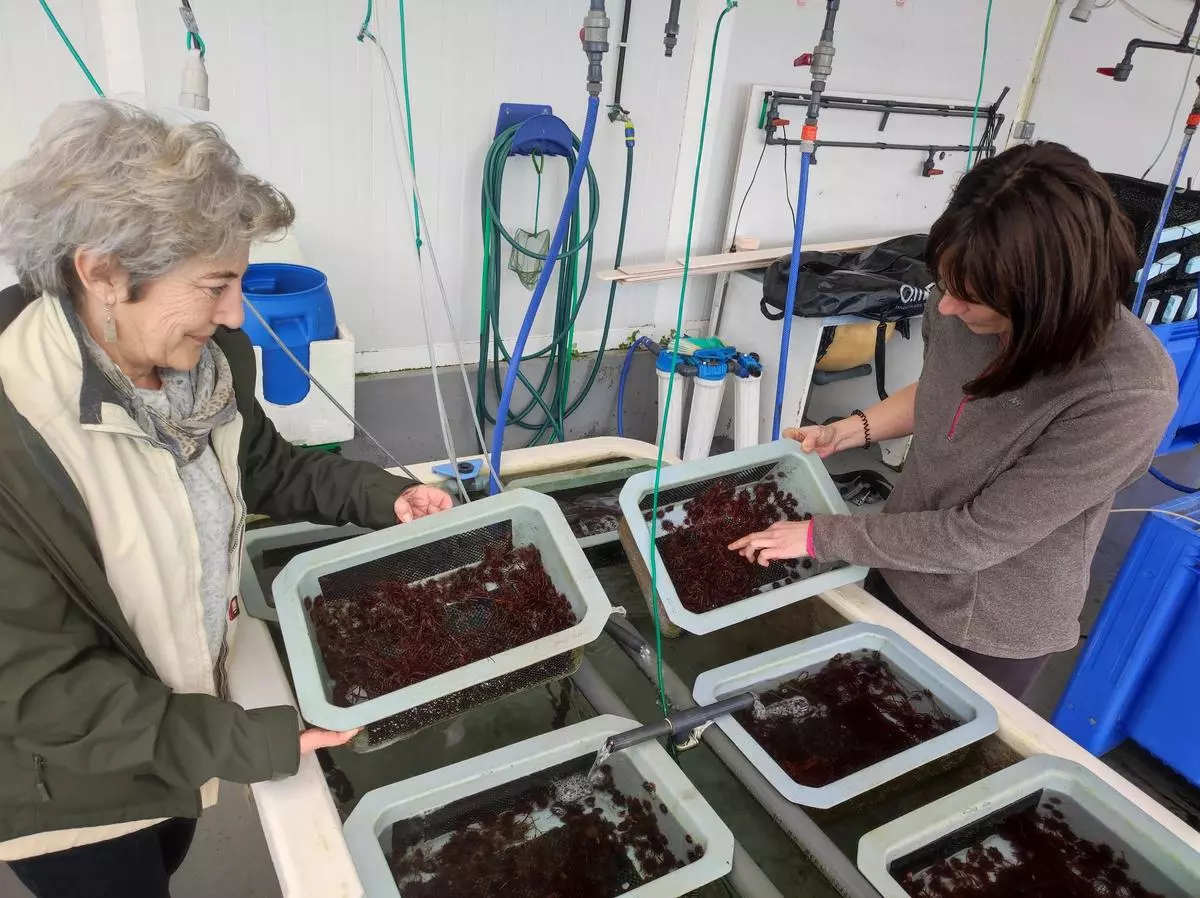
1105, 172, 1200, 323
637, 462, 778, 513
385, 756, 705, 898
305, 520, 582, 751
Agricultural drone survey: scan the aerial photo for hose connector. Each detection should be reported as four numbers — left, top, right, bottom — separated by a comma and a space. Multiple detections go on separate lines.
179, 48, 210, 111
582, 3, 611, 97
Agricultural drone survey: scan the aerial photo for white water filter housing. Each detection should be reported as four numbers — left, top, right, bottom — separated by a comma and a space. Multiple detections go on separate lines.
684, 366, 727, 461
656, 366, 687, 459
733, 374, 762, 450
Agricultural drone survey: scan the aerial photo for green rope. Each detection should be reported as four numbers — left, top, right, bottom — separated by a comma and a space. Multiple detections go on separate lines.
965, 0, 994, 170
646, 0, 739, 717
398, 0, 422, 251
531, 151, 545, 233
39, 0, 104, 97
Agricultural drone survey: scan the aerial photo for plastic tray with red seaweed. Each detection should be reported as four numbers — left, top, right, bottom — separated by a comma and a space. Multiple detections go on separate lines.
306, 537, 576, 708
387, 761, 705, 898
733, 650, 962, 787
894, 793, 1170, 898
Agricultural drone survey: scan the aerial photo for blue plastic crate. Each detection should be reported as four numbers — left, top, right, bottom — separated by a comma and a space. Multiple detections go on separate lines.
1152, 319, 1200, 454
1053, 493, 1200, 786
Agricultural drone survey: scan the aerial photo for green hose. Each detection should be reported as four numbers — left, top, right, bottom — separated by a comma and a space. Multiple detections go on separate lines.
476, 120, 634, 447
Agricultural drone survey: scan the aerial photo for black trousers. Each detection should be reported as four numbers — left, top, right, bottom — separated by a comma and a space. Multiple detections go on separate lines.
8, 817, 197, 898
865, 571, 1051, 700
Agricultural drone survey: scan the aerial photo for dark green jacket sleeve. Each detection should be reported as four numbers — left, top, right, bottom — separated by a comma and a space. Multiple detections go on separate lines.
216, 328, 416, 528
0, 519, 300, 788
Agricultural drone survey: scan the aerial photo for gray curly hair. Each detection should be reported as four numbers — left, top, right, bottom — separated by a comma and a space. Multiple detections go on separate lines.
0, 99, 295, 297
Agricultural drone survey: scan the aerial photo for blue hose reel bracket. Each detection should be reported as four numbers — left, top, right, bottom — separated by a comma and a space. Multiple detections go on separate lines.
495, 103, 574, 158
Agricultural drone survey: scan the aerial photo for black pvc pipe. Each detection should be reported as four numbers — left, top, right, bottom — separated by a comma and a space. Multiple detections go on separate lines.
603, 692, 756, 755
602, 616, 883, 898
664, 0, 681, 57
569, 660, 788, 898
608, 0, 633, 119
1112, 0, 1200, 81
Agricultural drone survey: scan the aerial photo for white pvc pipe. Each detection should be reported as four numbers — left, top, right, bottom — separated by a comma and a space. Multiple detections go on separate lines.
683, 376, 726, 461
733, 375, 761, 450
656, 369, 686, 460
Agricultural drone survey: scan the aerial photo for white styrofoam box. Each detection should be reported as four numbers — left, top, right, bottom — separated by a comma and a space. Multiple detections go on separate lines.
239, 521, 369, 623
857, 755, 1200, 898
250, 324, 355, 446
343, 716, 735, 898
618, 439, 868, 635
692, 623, 999, 808
273, 489, 612, 733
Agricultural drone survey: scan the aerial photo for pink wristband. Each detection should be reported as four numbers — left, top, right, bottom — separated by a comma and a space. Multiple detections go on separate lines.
806, 521, 816, 557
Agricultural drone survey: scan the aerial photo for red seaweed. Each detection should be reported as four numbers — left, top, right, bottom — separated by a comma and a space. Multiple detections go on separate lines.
734, 651, 960, 786
389, 767, 693, 897
897, 799, 1166, 898
654, 480, 811, 613
306, 539, 576, 707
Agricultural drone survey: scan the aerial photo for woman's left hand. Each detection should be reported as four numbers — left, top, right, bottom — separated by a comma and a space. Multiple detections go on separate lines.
394, 485, 453, 523
728, 520, 811, 566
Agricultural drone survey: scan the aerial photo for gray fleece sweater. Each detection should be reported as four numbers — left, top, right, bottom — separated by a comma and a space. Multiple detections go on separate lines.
812, 302, 1177, 658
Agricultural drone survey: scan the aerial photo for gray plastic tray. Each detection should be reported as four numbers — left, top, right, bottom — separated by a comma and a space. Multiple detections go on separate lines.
343, 716, 734, 898
692, 622, 999, 808
239, 521, 368, 622
858, 754, 1200, 898
273, 489, 612, 733
618, 439, 867, 635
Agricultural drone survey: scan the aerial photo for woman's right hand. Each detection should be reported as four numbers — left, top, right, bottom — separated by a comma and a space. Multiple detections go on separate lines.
783, 424, 845, 458
299, 727, 362, 753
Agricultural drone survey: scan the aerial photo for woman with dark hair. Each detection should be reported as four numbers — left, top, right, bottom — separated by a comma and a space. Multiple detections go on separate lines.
730, 142, 1177, 699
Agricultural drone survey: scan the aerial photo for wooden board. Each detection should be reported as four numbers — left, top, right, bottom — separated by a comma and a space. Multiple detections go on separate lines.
596, 236, 893, 284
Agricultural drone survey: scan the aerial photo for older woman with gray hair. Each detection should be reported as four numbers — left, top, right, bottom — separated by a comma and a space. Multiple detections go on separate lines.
0, 100, 451, 898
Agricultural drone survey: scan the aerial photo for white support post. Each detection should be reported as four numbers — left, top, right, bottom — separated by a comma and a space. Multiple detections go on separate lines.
97, 0, 145, 99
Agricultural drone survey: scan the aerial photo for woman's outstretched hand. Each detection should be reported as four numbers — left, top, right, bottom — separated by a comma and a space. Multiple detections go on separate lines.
299, 727, 362, 753
728, 520, 812, 566
783, 424, 844, 458
394, 484, 453, 523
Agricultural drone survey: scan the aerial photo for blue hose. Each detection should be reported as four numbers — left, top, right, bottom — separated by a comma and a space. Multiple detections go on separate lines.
1149, 465, 1199, 494
771, 151, 812, 440
489, 94, 601, 493
617, 337, 656, 438
1133, 127, 1196, 318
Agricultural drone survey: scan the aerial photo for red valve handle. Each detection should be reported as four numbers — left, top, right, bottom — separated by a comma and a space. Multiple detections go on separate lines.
794, 53, 814, 67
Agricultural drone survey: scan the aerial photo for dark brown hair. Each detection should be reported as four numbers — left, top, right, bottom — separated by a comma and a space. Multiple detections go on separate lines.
927, 141, 1137, 398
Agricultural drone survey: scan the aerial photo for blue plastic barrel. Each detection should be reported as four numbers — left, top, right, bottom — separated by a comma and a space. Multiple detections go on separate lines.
241, 263, 337, 405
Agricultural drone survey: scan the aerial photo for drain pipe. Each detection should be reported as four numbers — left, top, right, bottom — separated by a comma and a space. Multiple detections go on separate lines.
602, 616, 882, 898
571, 659, 787, 898
664, 0, 682, 56
602, 692, 756, 754
771, 0, 839, 440
1131, 76, 1200, 318
1097, 0, 1200, 82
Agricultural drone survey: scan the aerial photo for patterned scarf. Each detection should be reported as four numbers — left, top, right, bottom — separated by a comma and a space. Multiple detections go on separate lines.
72, 307, 238, 463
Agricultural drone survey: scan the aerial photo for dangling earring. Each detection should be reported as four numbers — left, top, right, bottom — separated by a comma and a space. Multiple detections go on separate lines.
103, 303, 117, 343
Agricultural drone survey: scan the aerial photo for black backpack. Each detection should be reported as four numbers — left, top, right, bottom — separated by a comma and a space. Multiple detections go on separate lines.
760, 234, 933, 399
